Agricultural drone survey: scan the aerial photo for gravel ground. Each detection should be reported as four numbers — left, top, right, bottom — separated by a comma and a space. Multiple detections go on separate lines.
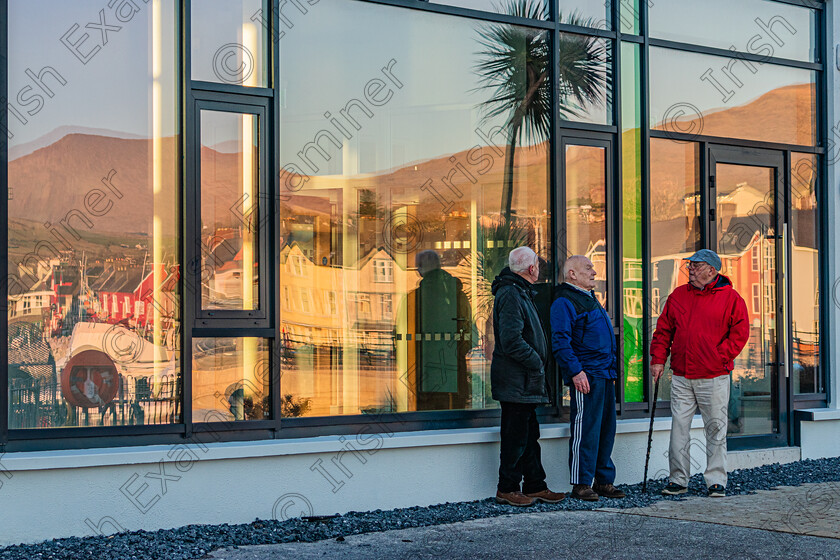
2, 456, 839, 560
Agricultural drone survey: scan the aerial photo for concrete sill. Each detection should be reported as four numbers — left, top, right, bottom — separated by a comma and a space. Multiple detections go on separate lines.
1, 416, 704, 473
794, 408, 840, 422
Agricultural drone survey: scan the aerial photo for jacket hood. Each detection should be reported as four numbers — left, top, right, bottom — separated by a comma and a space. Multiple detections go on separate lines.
491, 267, 533, 296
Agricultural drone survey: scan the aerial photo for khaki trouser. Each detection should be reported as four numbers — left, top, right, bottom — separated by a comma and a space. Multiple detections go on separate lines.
669, 374, 730, 487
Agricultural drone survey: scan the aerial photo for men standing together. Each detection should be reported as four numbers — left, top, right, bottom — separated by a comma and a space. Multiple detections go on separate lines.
490, 247, 746, 503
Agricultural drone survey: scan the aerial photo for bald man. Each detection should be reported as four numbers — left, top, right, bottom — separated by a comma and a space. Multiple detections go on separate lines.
551, 256, 623, 501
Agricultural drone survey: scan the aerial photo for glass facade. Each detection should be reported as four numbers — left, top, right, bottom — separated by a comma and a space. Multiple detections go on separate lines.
1, 0, 827, 448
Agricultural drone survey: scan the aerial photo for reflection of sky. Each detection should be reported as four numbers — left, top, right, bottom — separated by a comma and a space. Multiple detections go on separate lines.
8, 0, 178, 147
280, 0, 539, 174
649, 0, 815, 62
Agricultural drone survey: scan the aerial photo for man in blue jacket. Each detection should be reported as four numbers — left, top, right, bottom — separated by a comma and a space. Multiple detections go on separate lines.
551, 255, 625, 501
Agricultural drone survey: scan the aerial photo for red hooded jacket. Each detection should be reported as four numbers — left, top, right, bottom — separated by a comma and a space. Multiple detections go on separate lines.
650, 274, 750, 379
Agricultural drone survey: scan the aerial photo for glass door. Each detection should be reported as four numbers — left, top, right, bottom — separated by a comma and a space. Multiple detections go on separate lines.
708, 146, 786, 448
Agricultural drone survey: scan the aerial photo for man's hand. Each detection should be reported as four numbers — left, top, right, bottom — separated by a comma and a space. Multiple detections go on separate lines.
572, 371, 590, 394
651, 364, 664, 382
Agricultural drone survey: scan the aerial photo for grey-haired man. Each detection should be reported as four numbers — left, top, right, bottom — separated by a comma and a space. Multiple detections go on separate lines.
650, 249, 749, 498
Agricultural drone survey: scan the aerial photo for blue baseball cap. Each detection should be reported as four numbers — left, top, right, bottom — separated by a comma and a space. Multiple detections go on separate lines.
684, 249, 721, 270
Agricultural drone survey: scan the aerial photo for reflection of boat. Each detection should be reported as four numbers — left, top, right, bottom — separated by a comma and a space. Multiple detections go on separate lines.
62, 321, 176, 397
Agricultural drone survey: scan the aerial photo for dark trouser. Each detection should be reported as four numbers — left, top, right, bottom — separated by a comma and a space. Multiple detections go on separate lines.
569, 377, 617, 486
497, 402, 548, 494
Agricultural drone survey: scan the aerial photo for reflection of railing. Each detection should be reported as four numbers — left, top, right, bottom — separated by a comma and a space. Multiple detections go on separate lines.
8, 376, 181, 428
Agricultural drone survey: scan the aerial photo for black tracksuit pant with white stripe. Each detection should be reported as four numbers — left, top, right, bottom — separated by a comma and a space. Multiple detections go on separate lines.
569, 376, 617, 486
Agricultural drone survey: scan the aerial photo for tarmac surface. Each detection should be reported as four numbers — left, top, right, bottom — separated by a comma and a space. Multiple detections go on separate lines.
203, 482, 840, 560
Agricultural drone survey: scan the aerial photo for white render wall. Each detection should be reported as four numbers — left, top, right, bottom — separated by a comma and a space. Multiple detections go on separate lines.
0, 418, 799, 547
828, 0, 840, 411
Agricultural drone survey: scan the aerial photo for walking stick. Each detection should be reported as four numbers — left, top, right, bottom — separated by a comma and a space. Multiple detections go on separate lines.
642, 377, 661, 493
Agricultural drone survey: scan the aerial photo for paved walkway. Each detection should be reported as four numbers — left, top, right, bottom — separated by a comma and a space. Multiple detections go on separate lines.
203, 483, 840, 560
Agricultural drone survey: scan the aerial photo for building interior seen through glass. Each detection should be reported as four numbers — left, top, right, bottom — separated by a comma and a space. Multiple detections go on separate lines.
3, 0, 824, 434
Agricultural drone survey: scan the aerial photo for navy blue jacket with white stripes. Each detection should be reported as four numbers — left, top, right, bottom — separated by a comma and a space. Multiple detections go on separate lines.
550, 282, 618, 385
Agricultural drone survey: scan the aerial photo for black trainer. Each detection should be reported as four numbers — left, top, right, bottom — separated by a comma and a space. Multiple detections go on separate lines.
661, 482, 688, 496
708, 484, 726, 498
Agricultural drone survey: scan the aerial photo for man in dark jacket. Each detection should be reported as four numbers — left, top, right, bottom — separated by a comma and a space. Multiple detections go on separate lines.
651, 249, 749, 498
551, 255, 624, 501
491, 246, 566, 507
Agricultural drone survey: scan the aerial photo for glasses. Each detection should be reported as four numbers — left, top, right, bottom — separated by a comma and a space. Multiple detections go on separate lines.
685, 261, 709, 269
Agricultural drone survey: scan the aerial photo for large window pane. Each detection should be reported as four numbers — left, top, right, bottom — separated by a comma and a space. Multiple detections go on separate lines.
558, 1, 612, 29
790, 153, 821, 394
7, 1, 181, 428
650, 0, 817, 63
191, 0, 268, 87
278, 0, 552, 416
433, 0, 548, 20
619, 0, 640, 35
559, 34, 612, 125
564, 144, 608, 308
621, 42, 643, 403
200, 110, 260, 312
192, 338, 270, 422
650, 48, 816, 146
648, 139, 701, 401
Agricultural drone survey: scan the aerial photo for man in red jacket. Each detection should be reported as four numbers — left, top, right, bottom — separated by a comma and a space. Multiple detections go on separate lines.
650, 249, 749, 498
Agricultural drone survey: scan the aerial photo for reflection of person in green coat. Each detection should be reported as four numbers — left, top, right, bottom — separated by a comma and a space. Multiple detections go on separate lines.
398, 250, 474, 411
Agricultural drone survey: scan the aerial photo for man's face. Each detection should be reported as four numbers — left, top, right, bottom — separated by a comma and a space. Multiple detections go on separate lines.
687, 260, 718, 288
525, 256, 540, 284
571, 259, 597, 290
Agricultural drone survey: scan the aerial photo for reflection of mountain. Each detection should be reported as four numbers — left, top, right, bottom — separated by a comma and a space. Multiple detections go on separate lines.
652, 83, 815, 146
9, 126, 147, 161
8, 133, 179, 233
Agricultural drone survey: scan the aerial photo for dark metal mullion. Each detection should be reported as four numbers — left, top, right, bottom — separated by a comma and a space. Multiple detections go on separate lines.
557, 23, 615, 40
769, 0, 826, 9
650, 130, 824, 154
549, 29, 561, 409
10, 423, 185, 440
356, 0, 555, 30
271, 0, 282, 435
783, 150, 794, 443
183, 0, 194, 439
816, 4, 830, 401
648, 38, 823, 71
0, 0, 8, 447
556, 121, 617, 134
190, 81, 274, 97
641, 0, 652, 406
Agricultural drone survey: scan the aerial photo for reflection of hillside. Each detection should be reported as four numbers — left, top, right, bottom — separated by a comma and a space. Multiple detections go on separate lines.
653, 83, 815, 145
8, 133, 179, 233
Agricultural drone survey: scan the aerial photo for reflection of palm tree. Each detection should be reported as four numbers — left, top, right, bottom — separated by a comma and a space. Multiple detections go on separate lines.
474, 1, 608, 222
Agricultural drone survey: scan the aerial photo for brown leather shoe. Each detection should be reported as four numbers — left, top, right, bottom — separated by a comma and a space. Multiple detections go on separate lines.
593, 482, 626, 499
571, 484, 600, 501
495, 490, 536, 507
525, 489, 566, 503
